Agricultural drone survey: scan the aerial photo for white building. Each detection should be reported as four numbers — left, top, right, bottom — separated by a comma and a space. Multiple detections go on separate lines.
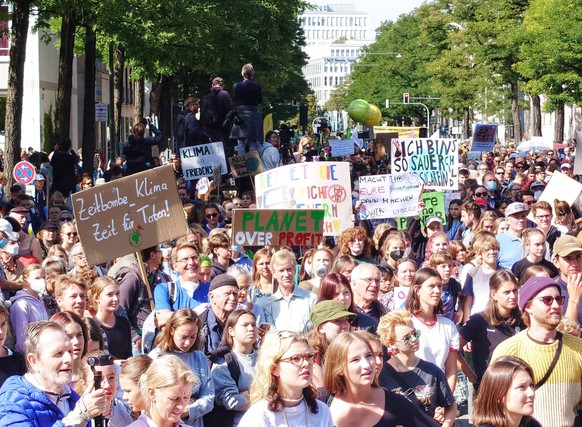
301, 3, 374, 107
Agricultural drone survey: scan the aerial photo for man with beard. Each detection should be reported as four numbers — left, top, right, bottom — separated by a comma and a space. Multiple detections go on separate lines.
492, 276, 582, 427
552, 236, 582, 325
0, 321, 106, 424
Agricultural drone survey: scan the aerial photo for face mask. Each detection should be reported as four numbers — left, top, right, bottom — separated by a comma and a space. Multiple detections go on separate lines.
29, 278, 46, 295
314, 264, 327, 278
231, 245, 242, 252
486, 181, 497, 191
5, 243, 19, 256
304, 262, 312, 277
0, 238, 8, 249
390, 249, 405, 261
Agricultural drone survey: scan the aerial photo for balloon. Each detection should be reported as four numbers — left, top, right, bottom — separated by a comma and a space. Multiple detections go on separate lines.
363, 104, 381, 125
348, 99, 370, 123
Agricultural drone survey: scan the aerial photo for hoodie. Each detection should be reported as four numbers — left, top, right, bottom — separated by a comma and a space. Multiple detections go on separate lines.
10, 291, 49, 353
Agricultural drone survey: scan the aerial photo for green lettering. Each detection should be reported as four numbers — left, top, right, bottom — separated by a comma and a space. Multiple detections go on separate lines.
242, 211, 254, 230
254, 212, 264, 231
280, 211, 295, 231
296, 211, 307, 231
265, 211, 280, 231
310, 210, 325, 232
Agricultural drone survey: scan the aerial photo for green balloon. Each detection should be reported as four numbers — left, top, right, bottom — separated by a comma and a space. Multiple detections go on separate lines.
348, 99, 370, 123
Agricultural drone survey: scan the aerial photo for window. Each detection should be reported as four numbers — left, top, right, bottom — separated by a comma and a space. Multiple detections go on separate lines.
0, 5, 10, 56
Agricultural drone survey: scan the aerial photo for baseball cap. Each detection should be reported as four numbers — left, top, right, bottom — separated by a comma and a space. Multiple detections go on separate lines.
562, 163, 572, 170
553, 235, 582, 257
0, 218, 19, 241
425, 216, 443, 228
34, 174, 46, 181
519, 276, 561, 311
505, 202, 527, 217
529, 181, 545, 189
474, 199, 487, 208
310, 300, 356, 329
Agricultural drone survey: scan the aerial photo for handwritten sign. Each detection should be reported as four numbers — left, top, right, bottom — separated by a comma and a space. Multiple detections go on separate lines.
228, 152, 263, 178
420, 191, 446, 228
255, 162, 351, 236
471, 124, 497, 152
393, 286, 410, 309
358, 173, 421, 220
231, 209, 324, 247
71, 165, 189, 266
391, 138, 459, 190
179, 142, 227, 180
330, 140, 355, 157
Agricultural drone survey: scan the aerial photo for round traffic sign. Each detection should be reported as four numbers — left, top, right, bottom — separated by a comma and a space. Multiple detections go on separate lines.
13, 161, 36, 185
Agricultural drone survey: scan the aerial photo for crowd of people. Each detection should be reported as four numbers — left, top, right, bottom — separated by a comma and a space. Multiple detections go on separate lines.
0, 70, 582, 426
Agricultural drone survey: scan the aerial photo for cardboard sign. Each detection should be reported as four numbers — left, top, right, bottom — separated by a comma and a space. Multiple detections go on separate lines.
330, 139, 355, 157
255, 162, 352, 236
391, 138, 459, 190
231, 209, 325, 247
71, 165, 189, 266
420, 191, 446, 228
179, 142, 227, 180
527, 171, 582, 221
358, 173, 422, 220
228, 152, 263, 178
393, 286, 410, 310
471, 124, 497, 152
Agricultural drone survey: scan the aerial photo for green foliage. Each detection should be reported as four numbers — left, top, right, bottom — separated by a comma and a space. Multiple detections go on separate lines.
43, 105, 55, 153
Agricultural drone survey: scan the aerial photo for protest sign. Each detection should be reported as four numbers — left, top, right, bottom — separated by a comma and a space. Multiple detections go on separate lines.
231, 209, 324, 247
575, 131, 582, 175
527, 171, 582, 221
179, 142, 227, 180
391, 138, 459, 190
228, 152, 263, 178
471, 124, 497, 152
196, 177, 210, 195
444, 192, 461, 214
71, 165, 189, 266
255, 162, 351, 236
393, 287, 410, 310
358, 173, 422, 220
420, 191, 446, 228
330, 139, 355, 157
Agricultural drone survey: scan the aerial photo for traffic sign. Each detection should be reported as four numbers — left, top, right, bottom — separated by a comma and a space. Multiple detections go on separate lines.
403, 93, 410, 104
13, 161, 36, 185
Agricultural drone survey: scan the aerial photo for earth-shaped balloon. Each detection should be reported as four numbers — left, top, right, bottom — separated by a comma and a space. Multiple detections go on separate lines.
363, 104, 381, 125
348, 99, 370, 123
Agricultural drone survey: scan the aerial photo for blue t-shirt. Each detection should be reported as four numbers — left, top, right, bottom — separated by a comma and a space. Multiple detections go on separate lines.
154, 280, 202, 312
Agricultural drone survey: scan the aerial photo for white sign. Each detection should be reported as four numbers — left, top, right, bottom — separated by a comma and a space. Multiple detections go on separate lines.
95, 103, 108, 122
330, 139, 355, 157
444, 192, 461, 214
528, 171, 582, 221
358, 173, 422, 220
179, 142, 227, 181
393, 286, 410, 310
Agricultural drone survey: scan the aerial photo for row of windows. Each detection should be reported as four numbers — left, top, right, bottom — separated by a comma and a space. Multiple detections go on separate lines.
330, 48, 360, 57
302, 15, 367, 28
307, 76, 345, 88
305, 29, 368, 41
324, 64, 351, 73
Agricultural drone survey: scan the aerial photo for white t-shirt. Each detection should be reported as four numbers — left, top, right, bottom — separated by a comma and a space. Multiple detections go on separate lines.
469, 267, 496, 316
238, 399, 333, 427
411, 314, 459, 373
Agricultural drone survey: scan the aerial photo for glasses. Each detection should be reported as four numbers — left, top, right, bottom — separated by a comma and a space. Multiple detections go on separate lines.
495, 171, 504, 175
537, 296, 566, 306
205, 212, 218, 219
177, 256, 199, 266
65, 232, 78, 237
72, 253, 86, 259
474, 192, 488, 197
535, 214, 551, 220
60, 217, 73, 222
359, 277, 380, 285
398, 330, 421, 345
279, 352, 317, 367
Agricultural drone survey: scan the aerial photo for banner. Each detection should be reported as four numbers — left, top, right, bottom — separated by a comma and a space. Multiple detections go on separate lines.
255, 162, 351, 236
228, 152, 263, 178
330, 139, 355, 157
420, 191, 446, 228
231, 209, 324, 247
527, 171, 582, 221
179, 142, 227, 180
71, 165, 189, 266
358, 173, 422, 220
391, 138, 459, 190
471, 124, 497, 152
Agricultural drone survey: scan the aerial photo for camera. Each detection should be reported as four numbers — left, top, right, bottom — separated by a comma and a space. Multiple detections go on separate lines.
87, 355, 114, 368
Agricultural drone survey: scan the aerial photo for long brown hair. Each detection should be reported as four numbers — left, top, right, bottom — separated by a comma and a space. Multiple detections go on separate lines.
483, 270, 521, 327
155, 308, 202, 353
405, 267, 444, 315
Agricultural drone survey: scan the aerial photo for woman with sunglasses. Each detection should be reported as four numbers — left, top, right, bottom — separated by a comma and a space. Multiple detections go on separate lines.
239, 330, 332, 427
324, 332, 437, 427
378, 309, 456, 426
203, 203, 224, 234
59, 220, 79, 255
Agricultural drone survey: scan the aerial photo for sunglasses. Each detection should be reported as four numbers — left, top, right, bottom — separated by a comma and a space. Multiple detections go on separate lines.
537, 296, 566, 306
475, 192, 488, 197
398, 330, 421, 345
279, 352, 317, 367
60, 217, 73, 222
205, 212, 218, 219
65, 232, 78, 237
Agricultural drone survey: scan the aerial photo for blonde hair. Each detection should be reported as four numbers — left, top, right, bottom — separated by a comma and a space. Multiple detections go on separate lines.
377, 309, 411, 347
54, 274, 87, 298
20, 264, 43, 288
88, 276, 118, 308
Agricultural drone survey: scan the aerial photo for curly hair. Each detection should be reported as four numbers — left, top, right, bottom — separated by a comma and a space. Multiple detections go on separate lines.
377, 309, 412, 347
337, 226, 371, 258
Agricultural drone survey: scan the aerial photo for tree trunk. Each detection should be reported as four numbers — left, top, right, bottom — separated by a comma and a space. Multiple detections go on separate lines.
554, 104, 565, 143
150, 74, 173, 138
5, 0, 31, 189
134, 78, 144, 123
81, 25, 96, 180
462, 107, 471, 140
54, 12, 76, 142
511, 81, 522, 142
531, 95, 542, 137
113, 44, 124, 157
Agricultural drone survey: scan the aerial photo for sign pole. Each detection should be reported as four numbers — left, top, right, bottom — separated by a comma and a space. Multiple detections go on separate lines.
135, 250, 155, 312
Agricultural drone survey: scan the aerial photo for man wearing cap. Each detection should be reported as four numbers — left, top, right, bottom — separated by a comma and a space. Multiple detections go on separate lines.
497, 202, 527, 269
561, 162, 573, 178
552, 235, 582, 326
492, 276, 582, 427
33, 174, 47, 221
263, 249, 317, 333
198, 273, 240, 355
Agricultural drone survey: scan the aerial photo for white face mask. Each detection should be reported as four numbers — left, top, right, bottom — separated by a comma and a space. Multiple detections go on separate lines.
29, 278, 46, 295
5, 242, 19, 256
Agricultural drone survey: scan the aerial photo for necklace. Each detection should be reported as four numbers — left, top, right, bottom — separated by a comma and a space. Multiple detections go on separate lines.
281, 396, 304, 404
282, 398, 310, 427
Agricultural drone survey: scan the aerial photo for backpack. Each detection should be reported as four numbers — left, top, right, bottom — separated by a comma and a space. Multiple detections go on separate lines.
141, 281, 178, 354
200, 91, 221, 127
203, 345, 241, 427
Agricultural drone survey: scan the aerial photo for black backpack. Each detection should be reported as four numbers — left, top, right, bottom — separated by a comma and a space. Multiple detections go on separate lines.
203, 344, 241, 427
200, 91, 221, 127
